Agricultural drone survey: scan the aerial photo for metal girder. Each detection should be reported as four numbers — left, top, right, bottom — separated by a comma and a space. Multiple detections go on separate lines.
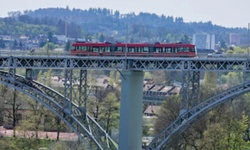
180, 71, 200, 114
146, 80, 250, 150
0, 70, 118, 150
78, 70, 87, 108
78, 70, 87, 120
129, 58, 249, 71
1, 55, 250, 150
244, 60, 250, 81
0, 56, 248, 72
63, 69, 73, 114
25, 69, 33, 80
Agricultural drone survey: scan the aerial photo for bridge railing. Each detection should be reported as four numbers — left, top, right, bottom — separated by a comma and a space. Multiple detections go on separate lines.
0, 50, 71, 57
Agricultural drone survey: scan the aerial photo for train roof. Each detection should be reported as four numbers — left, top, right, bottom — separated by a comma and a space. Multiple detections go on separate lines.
72, 42, 195, 47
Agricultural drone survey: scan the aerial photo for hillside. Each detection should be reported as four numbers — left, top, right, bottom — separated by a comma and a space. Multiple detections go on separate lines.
2, 7, 249, 45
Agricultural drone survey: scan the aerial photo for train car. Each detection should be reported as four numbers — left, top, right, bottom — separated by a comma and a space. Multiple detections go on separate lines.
114, 43, 151, 57
71, 41, 112, 56
70, 42, 197, 57
152, 43, 197, 57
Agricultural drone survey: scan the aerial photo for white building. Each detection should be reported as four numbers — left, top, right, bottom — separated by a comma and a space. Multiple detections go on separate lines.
192, 33, 215, 49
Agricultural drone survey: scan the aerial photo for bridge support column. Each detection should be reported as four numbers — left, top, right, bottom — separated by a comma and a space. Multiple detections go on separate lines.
180, 71, 200, 115
78, 70, 87, 107
78, 69, 87, 118
118, 71, 144, 150
8, 68, 16, 78
25, 69, 33, 80
63, 69, 73, 114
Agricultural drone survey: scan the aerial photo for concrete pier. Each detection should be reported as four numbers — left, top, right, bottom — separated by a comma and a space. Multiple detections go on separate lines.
118, 71, 144, 150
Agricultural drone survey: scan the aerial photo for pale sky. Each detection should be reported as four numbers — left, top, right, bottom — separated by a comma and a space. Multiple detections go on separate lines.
1, 0, 250, 28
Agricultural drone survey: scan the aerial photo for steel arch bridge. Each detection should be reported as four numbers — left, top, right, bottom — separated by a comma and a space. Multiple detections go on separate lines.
146, 80, 250, 149
0, 70, 117, 150
1, 53, 250, 149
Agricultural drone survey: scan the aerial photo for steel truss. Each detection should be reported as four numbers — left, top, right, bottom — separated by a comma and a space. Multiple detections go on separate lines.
0, 70, 117, 150
180, 71, 200, 113
2, 55, 250, 149
0, 56, 248, 71
63, 69, 73, 113
78, 69, 88, 110
146, 81, 250, 150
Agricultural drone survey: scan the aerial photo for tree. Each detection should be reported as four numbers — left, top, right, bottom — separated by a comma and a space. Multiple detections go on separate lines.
151, 70, 166, 84
201, 123, 226, 150
180, 34, 190, 43
17, 97, 45, 139
4, 89, 22, 137
226, 72, 243, 87
47, 31, 53, 43
203, 71, 217, 90
45, 69, 52, 87
99, 33, 105, 42
99, 93, 120, 134
65, 40, 71, 51
154, 95, 180, 134
222, 112, 249, 149
108, 71, 115, 86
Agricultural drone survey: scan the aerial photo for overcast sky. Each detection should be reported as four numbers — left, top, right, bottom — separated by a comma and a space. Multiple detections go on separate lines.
1, 0, 250, 28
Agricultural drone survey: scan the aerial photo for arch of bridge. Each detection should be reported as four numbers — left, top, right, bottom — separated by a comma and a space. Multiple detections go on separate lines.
147, 81, 250, 150
1, 70, 249, 150
0, 71, 117, 150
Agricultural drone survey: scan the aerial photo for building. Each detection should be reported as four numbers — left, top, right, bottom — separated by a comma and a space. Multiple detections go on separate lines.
192, 33, 215, 50
229, 33, 241, 46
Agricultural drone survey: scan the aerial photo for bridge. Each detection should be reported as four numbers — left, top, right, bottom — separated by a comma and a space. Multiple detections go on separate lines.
0, 52, 250, 150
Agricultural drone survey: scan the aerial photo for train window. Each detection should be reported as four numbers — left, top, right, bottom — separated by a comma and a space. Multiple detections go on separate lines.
76, 46, 82, 50
154, 48, 160, 53
116, 47, 123, 52
160, 48, 163, 52
93, 47, 99, 52
71, 46, 76, 50
165, 47, 172, 53
105, 47, 110, 52
129, 47, 135, 52
87, 46, 91, 51
137, 47, 141, 52
182, 47, 189, 52
176, 47, 182, 52
82, 46, 87, 51
143, 47, 149, 52
172, 48, 177, 53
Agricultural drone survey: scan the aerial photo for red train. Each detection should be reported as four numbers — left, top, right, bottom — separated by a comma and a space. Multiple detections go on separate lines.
70, 42, 197, 57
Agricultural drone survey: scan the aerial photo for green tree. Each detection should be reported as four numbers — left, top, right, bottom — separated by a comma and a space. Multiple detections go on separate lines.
47, 31, 53, 43
222, 112, 249, 150
226, 72, 243, 87
45, 69, 52, 87
99, 93, 120, 134
4, 89, 22, 137
154, 95, 180, 137
17, 98, 45, 139
109, 71, 115, 86
65, 40, 71, 51
201, 123, 226, 150
99, 33, 105, 42
37, 70, 43, 83
203, 71, 217, 89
